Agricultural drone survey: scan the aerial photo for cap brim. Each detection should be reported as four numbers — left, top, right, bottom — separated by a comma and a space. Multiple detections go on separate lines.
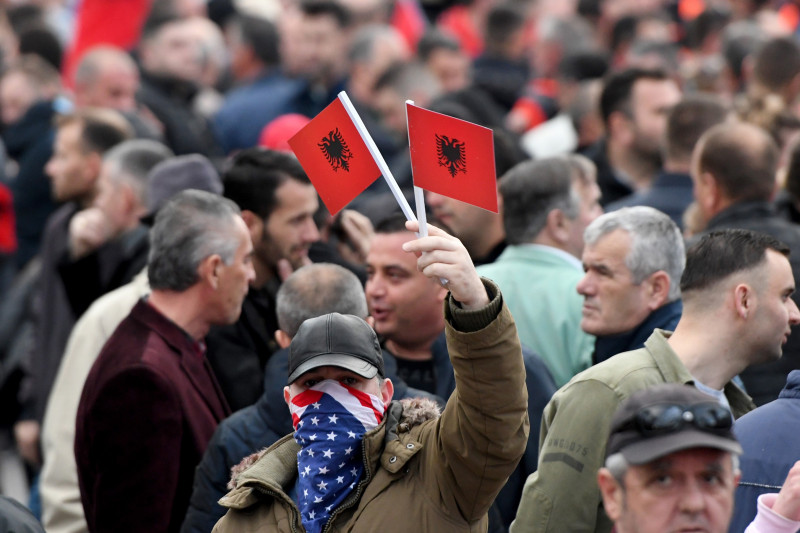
287, 353, 379, 384
620, 428, 743, 465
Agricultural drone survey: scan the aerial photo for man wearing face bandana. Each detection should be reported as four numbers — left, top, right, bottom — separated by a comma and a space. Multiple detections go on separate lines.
213, 221, 529, 532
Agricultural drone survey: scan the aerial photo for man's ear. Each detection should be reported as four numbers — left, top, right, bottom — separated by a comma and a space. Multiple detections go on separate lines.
275, 329, 292, 349
733, 283, 755, 320
546, 208, 569, 244
608, 110, 633, 145
198, 254, 223, 289
283, 386, 291, 408
597, 468, 624, 522
380, 378, 394, 407
645, 271, 671, 310
240, 210, 264, 243
86, 152, 103, 184
697, 171, 722, 215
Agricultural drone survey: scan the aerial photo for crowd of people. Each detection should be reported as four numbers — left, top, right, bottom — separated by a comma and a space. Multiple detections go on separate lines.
4, 0, 800, 532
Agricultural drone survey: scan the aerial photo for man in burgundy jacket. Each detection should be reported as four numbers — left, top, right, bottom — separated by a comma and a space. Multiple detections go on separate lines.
75, 190, 255, 532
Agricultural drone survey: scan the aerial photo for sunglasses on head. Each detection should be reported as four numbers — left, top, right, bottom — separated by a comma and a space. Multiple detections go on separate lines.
625, 402, 732, 436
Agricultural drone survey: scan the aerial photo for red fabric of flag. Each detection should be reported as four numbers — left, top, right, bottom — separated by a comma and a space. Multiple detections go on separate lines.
407, 104, 498, 213
289, 97, 381, 215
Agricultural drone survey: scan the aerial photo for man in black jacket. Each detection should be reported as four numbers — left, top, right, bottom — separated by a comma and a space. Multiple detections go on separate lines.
206, 148, 321, 411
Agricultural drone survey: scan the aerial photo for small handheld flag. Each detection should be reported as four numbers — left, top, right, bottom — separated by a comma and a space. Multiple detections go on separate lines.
289, 96, 382, 215
406, 103, 498, 213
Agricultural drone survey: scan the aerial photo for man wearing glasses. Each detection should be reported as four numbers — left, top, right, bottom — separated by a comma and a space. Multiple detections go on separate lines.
598, 384, 800, 533
512, 229, 800, 533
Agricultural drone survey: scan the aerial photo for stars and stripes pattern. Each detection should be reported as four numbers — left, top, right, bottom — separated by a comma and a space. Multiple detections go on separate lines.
289, 380, 385, 533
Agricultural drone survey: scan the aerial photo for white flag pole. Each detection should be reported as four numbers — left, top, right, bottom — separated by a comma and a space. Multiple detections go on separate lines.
406, 100, 448, 287
337, 91, 416, 223
406, 100, 428, 238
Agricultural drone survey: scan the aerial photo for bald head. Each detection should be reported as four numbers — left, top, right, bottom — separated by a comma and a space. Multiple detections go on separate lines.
74, 46, 139, 112
694, 122, 778, 203
276, 263, 368, 339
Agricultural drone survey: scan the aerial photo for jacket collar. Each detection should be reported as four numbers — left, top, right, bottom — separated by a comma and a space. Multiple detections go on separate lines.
130, 299, 230, 419
645, 330, 755, 417
779, 370, 800, 399
707, 201, 776, 228
593, 300, 682, 364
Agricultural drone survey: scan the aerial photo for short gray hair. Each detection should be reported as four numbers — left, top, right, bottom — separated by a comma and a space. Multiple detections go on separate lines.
584, 207, 685, 302
148, 190, 242, 292
104, 139, 173, 204
498, 157, 580, 245
276, 263, 368, 338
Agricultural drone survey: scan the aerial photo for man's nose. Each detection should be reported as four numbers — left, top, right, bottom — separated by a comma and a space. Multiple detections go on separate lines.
789, 297, 800, 326
304, 220, 321, 243
678, 480, 707, 515
576, 273, 592, 296
426, 191, 444, 208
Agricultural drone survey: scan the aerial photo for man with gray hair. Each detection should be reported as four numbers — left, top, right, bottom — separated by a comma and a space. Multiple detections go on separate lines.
599, 383, 800, 533
60, 139, 173, 316
40, 154, 223, 533
578, 206, 685, 364
478, 155, 602, 386
512, 228, 800, 533
75, 190, 255, 532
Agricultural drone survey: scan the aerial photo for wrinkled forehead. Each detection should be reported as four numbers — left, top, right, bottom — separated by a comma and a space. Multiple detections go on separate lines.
633, 448, 734, 477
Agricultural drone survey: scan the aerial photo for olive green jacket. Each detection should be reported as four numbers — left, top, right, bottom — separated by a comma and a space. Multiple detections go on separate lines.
213, 280, 529, 532
511, 329, 756, 533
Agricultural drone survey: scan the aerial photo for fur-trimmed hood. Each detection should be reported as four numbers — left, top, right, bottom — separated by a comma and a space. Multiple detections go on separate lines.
227, 397, 441, 490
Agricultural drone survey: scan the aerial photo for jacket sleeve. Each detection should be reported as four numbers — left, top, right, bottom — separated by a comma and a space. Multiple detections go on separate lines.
744, 493, 800, 533
181, 421, 237, 533
77, 366, 183, 533
422, 278, 530, 522
511, 378, 620, 533
493, 348, 557, 528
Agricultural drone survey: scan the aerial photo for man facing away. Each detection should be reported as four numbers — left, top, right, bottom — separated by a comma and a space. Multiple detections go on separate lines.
213, 221, 529, 532
75, 190, 256, 532
692, 121, 800, 405
478, 155, 602, 386
512, 229, 800, 533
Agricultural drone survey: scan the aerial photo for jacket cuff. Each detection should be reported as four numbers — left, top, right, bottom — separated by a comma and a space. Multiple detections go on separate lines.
745, 493, 800, 533
446, 278, 502, 333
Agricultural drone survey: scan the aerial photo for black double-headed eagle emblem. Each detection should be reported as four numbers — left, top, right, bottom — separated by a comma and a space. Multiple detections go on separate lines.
435, 134, 466, 177
318, 128, 353, 172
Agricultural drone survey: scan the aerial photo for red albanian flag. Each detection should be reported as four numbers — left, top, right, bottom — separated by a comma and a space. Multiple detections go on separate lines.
289, 96, 381, 215
407, 103, 497, 213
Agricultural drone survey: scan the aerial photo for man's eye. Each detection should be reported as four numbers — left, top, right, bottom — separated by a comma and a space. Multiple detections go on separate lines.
303, 379, 320, 387
341, 377, 357, 385
654, 474, 673, 487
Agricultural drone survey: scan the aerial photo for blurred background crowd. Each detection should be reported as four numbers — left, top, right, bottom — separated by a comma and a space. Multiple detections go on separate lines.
2, 0, 800, 530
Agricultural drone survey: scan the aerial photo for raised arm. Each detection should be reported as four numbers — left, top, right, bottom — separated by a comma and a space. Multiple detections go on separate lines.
401, 220, 529, 521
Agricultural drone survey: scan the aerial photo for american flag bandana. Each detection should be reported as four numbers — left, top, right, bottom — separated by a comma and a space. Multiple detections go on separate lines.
289, 380, 386, 533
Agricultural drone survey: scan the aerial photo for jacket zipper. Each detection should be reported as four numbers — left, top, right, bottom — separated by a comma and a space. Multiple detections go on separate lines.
253, 485, 302, 533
